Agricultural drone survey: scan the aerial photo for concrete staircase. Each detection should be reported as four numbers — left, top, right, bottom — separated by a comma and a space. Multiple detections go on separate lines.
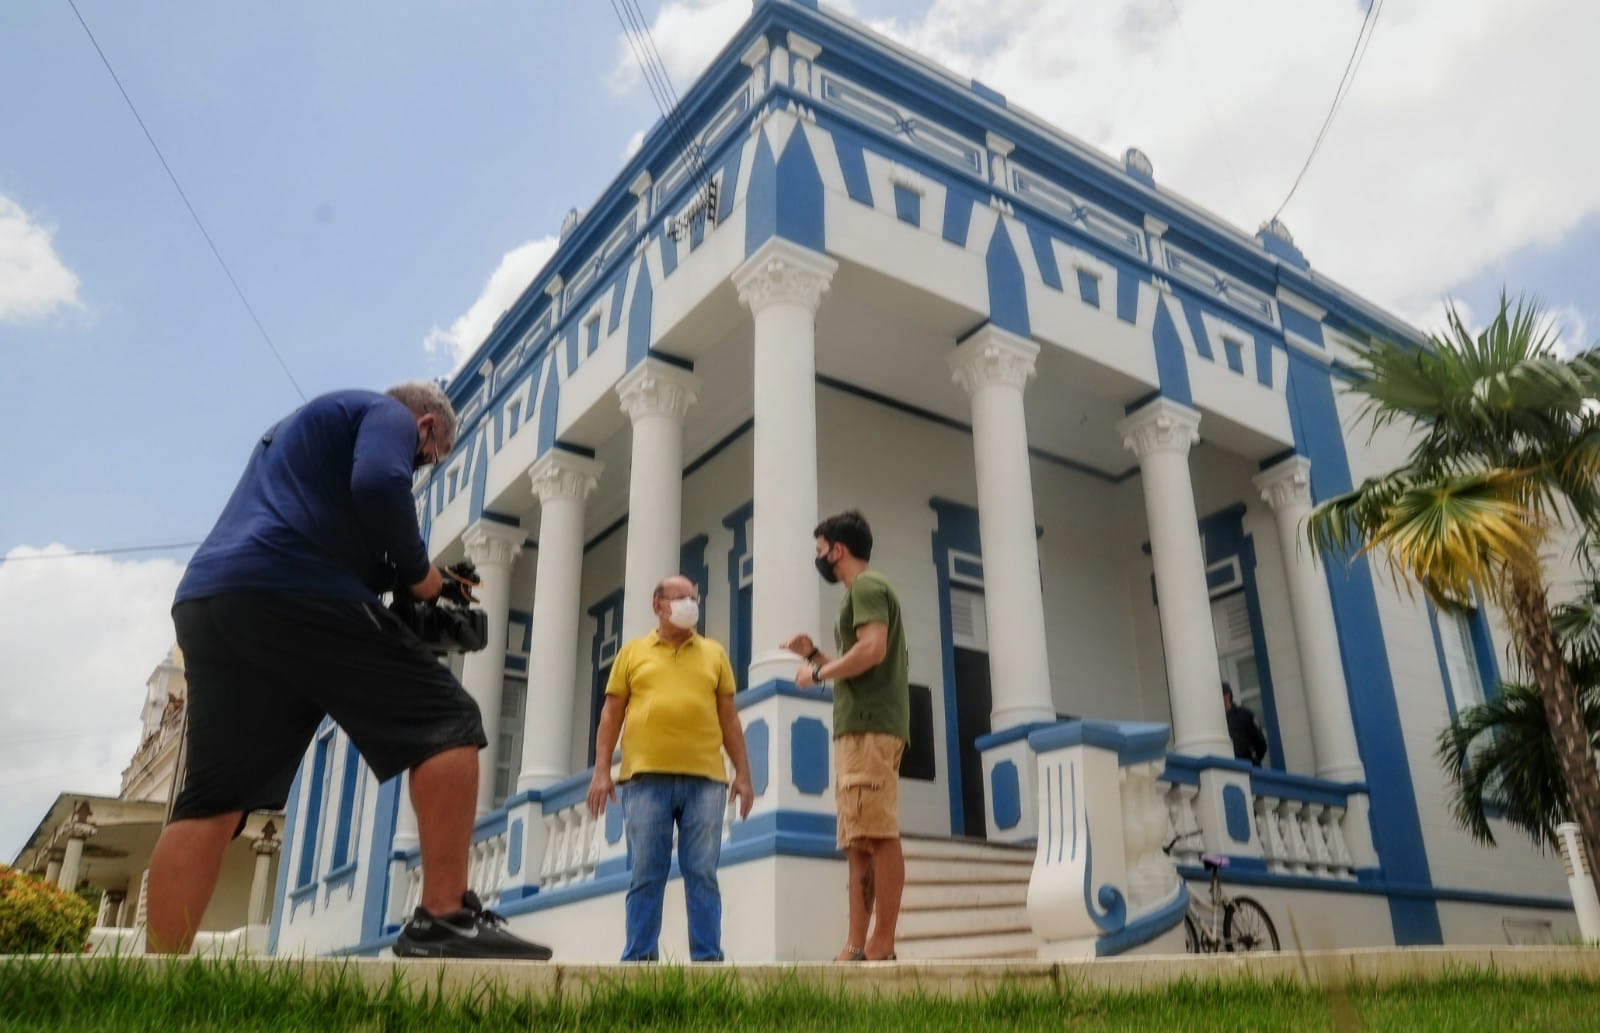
895, 835, 1039, 960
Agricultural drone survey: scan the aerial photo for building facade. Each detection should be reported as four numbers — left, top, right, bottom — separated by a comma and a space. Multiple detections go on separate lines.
268, 0, 1578, 961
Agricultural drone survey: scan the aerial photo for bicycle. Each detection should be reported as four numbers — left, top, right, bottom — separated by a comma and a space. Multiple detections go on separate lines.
1163, 832, 1280, 953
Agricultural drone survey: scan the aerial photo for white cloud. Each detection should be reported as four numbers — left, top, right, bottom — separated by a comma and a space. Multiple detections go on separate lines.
623, 128, 648, 161
423, 235, 559, 371
850, 0, 1600, 328
1548, 305, 1593, 360
0, 546, 184, 861
0, 193, 81, 323
607, 0, 751, 96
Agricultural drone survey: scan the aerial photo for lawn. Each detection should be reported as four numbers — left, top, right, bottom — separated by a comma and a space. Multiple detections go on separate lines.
2, 956, 1597, 1032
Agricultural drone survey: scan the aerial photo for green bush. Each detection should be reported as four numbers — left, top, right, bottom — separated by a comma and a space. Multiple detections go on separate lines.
0, 866, 94, 954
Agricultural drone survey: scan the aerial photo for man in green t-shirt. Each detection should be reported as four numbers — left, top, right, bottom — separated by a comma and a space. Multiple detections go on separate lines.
786, 510, 909, 962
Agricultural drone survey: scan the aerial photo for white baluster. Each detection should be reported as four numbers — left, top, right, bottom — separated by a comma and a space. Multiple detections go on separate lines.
1303, 803, 1333, 876
1256, 795, 1288, 873
1322, 806, 1354, 877
538, 813, 562, 888
1277, 800, 1311, 874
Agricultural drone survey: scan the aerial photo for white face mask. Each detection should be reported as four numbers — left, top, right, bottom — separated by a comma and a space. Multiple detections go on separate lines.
667, 597, 700, 630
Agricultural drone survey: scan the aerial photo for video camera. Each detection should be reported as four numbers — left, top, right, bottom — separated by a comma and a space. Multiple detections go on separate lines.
388, 559, 490, 655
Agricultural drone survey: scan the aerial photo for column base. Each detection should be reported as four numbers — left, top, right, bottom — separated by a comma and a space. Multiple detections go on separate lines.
749, 649, 807, 690
1171, 735, 1234, 761
1315, 761, 1366, 784
516, 769, 569, 795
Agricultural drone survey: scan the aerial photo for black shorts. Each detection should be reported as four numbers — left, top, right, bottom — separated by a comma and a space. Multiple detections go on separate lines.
169, 593, 487, 825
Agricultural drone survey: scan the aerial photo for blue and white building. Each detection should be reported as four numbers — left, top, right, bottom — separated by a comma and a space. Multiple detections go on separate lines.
268, 0, 1580, 961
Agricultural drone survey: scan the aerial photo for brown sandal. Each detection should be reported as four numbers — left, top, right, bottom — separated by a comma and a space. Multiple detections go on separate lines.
837, 946, 867, 962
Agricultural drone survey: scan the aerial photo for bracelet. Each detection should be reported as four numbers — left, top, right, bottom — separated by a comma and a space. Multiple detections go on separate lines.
806, 647, 820, 661
812, 663, 825, 683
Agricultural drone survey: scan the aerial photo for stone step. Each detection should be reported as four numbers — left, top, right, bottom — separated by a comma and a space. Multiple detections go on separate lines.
900, 835, 1035, 864
901, 880, 1029, 911
903, 857, 1032, 885
893, 927, 1040, 960
895, 903, 1032, 940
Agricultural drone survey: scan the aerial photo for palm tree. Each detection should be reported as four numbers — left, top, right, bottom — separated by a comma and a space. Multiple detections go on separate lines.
1436, 678, 1600, 850
1306, 294, 1600, 897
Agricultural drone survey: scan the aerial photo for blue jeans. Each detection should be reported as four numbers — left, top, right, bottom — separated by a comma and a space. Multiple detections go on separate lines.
619, 774, 727, 961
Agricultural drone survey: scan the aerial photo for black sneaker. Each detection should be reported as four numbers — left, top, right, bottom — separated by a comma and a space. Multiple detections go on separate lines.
392, 891, 553, 960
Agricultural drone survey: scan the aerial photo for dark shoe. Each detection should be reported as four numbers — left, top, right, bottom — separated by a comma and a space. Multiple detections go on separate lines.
837, 947, 866, 963
393, 891, 553, 960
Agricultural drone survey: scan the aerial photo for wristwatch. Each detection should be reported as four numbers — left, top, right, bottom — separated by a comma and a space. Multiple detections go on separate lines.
811, 663, 825, 683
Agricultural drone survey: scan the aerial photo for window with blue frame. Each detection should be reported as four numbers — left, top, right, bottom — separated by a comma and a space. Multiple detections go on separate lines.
329, 738, 363, 872
1433, 602, 1501, 719
588, 590, 625, 766
722, 503, 753, 691
295, 725, 334, 889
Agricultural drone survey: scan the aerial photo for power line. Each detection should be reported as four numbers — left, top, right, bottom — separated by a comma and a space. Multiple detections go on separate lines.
0, 541, 201, 564
609, 0, 713, 204
1272, 0, 1385, 221
63, 0, 307, 403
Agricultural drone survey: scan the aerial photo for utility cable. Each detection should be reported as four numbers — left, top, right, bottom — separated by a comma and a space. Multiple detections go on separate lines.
64, 0, 307, 402
0, 541, 201, 564
1272, 0, 1384, 221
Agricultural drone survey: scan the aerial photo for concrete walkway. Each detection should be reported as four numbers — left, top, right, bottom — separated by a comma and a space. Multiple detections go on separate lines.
20, 946, 1600, 1001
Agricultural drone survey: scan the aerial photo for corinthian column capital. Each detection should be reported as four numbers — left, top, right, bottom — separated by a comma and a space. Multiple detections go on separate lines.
947, 325, 1039, 396
462, 520, 527, 570
1117, 398, 1201, 461
1253, 455, 1314, 513
616, 359, 702, 423
732, 238, 837, 314
527, 450, 603, 505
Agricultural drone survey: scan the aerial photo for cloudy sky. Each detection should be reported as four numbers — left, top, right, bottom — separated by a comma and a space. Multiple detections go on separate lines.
3, 0, 1596, 860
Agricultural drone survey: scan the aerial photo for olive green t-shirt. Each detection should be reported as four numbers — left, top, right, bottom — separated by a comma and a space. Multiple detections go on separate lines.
832, 570, 910, 741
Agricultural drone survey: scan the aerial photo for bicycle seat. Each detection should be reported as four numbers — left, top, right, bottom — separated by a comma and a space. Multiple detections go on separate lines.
1200, 853, 1229, 871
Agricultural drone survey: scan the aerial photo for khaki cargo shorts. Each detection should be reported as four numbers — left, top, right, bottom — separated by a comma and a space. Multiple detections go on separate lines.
834, 732, 906, 847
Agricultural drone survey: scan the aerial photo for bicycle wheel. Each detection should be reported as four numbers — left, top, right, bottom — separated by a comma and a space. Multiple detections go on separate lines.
1183, 913, 1200, 953
1223, 896, 1279, 952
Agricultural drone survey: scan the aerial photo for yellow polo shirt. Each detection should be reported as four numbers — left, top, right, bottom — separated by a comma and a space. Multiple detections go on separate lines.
606, 630, 737, 783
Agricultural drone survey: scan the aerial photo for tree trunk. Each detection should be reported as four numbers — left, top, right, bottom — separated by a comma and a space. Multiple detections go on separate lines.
1508, 571, 1600, 901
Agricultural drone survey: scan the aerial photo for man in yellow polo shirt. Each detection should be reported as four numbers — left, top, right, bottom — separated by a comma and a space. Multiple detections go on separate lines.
586, 574, 754, 961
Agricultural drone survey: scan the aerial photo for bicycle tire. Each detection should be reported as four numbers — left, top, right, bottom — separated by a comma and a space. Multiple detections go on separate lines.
1223, 896, 1279, 952
1183, 913, 1201, 954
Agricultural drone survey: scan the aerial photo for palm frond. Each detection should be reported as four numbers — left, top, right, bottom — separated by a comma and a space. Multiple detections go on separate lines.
1436, 679, 1600, 850
1367, 472, 1538, 608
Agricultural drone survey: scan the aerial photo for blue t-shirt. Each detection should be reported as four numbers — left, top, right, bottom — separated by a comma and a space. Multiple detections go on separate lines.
176, 390, 432, 603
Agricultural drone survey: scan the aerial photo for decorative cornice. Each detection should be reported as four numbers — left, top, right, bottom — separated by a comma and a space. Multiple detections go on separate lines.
527, 451, 603, 505
1117, 398, 1201, 461
616, 360, 702, 423
732, 238, 838, 315
948, 325, 1039, 396
463, 520, 527, 569
1254, 456, 1314, 513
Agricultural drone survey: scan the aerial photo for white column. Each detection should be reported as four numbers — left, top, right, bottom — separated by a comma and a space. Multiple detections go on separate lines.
57, 821, 95, 892
948, 326, 1056, 729
517, 450, 603, 791
247, 826, 282, 927
732, 238, 837, 687
1118, 399, 1232, 758
44, 859, 62, 885
1254, 457, 1365, 781
458, 520, 527, 812
392, 772, 419, 853
617, 360, 702, 642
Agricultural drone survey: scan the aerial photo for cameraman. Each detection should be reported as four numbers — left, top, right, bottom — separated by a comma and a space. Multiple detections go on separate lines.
146, 383, 550, 960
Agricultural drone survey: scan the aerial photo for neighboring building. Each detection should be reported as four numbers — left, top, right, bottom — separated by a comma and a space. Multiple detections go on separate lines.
10, 646, 282, 952
269, 0, 1578, 961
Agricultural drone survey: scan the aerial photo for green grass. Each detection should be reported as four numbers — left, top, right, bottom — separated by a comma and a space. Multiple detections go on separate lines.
3, 957, 1598, 1032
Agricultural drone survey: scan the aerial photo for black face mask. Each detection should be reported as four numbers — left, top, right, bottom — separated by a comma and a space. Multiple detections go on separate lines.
815, 548, 839, 584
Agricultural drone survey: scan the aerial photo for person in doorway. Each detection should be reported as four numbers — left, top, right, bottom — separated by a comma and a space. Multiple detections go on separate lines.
586, 575, 755, 962
1224, 683, 1269, 766
147, 382, 550, 960
785, 509, 910, 962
